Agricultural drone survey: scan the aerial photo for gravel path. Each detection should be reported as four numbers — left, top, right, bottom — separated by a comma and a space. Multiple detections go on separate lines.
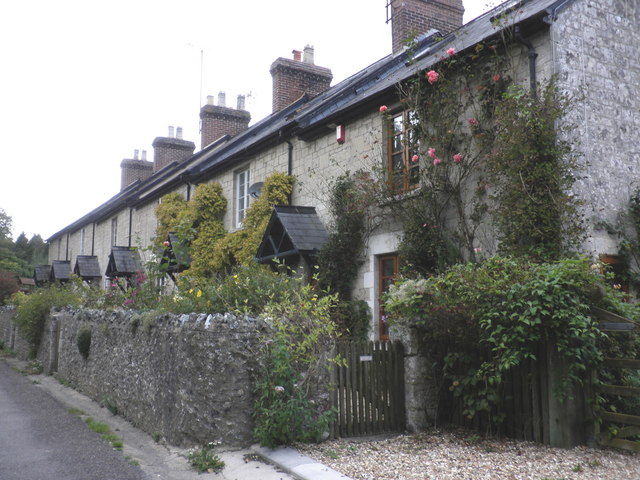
296, 430, 640, 480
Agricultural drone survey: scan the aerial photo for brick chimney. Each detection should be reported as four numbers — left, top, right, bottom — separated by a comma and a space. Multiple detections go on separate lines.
120, 149, 153, 190
270, 45, 333, 113
152, 126, 196, 173
199, 92, 251, 149
390, 0, 464, 54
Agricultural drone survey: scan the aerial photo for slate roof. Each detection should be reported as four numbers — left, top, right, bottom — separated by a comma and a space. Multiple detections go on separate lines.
74, 255, 102, 280
256, 206, 329, 263
47, 0, 572, 243
34, 264, 51, 285
105, 246, 142, 278
50, 260, 72, 282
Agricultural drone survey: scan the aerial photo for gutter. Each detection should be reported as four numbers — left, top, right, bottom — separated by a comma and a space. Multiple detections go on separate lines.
544, 0, 574, 24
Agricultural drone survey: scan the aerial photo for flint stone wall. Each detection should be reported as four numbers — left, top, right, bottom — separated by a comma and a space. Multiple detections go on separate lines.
0, 306, 31, 359
58, 309, 271, 446
1, 306, 273, 447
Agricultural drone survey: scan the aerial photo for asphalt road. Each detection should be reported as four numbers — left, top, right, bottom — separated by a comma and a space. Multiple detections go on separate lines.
0, 360, 149, 480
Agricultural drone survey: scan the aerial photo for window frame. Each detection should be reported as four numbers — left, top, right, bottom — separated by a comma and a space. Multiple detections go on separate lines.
235, 167, 251, 229
378, 254, 400, 341
110, 217, 118, 247
387, 110, 420, 192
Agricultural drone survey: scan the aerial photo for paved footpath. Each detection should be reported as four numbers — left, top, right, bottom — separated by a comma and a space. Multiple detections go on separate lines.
0, 357, 348, 480
0, 359, 147, 480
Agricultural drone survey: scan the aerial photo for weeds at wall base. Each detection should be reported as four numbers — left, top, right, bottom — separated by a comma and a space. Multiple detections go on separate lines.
187, 443, 225, 473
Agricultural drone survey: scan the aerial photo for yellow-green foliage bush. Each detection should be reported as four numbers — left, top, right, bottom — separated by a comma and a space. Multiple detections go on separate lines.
208, 172, 293, 273
154, 192, 189, 249
155, 173, 292, 280
13, 285, 81, 351
154, 183, 227, 277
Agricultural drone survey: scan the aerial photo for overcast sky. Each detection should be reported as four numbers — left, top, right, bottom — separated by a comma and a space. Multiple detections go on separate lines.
0, 0, 496, 240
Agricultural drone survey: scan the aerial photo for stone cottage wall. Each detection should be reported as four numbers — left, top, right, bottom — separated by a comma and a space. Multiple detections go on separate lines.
553, 0, 640, 256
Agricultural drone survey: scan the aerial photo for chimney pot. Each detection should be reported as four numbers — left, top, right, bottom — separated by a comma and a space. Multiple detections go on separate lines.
141, 150, 147, 160
134, 149, 139, 160
292, 49, 302, 61
237, 94, 246, 111
218, 92, 226, 107
168, 126, 175, 138
176, 126, 183, 139
207, 95, 214, 106
303, 45, 314, 64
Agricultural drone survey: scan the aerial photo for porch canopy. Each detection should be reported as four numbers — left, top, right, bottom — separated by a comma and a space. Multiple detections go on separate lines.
34, 264, 51, 286
105, 246, 142, 279
50, 260, 71, 282
256, 205, 328, 265
74, 255, 102, 282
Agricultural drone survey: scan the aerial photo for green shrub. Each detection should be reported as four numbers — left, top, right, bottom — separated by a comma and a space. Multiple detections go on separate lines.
14, 285, 80, 350
253, 336, 335, 447
76, 326, 92, 359
254, 282, 339, 447
331, 300, 370, 341
385, 256, 616, 426
171, 261, 300, 315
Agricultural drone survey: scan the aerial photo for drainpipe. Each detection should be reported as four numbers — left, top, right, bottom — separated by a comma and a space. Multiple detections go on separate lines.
91, 223, 95, 256
280, 130, 293, 205
515, 26, 538, 97
65, 233, 69, 261
128, 207, 133, 247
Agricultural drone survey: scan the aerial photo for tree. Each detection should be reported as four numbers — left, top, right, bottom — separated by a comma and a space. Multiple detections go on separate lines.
0, 208, 12, 241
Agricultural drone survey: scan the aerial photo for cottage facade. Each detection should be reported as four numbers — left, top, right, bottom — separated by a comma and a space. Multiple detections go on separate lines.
47, 0, 640, 339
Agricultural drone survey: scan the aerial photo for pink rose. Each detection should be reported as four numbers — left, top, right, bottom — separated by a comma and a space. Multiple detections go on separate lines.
433, 158, 441, 166
411, 154, 419, 163
446, 47, 456, 56
492, 73, 501, 82
163, 241, 170, 247
467, 117, 478, 127
452, 153, 462, 163
426, 70, 439, 84
379, 105, 388, 113
427, 147, 437, 158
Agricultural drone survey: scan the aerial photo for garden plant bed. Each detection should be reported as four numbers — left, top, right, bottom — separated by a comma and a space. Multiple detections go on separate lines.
295, 429, 640, 479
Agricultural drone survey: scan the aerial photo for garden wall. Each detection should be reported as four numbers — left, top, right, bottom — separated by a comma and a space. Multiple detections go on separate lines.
0, 306, 272, 447
0, 306, 31, 358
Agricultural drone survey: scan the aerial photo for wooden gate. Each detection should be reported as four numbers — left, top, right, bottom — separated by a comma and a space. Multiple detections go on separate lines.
594, 308, 640, 452
332, 341, 405, 437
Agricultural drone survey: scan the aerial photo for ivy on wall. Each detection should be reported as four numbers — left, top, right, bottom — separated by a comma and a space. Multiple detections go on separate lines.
155, 172, 294, 282
154, 183, 227, 278
317, 172, 373, 339
208, 172, 294, 274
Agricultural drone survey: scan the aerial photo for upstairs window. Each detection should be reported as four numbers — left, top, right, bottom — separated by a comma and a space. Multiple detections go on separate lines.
235, 167, 251, 228
387, 111, 420, 192
110, 217, 118, 247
